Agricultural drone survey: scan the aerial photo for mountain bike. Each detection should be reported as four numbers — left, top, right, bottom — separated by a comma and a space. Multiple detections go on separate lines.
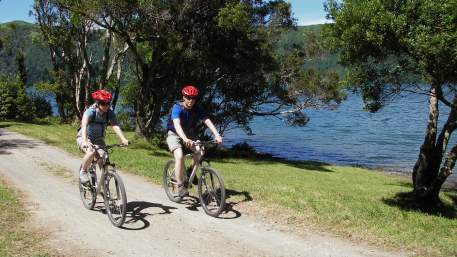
163, 140, 226, 217
79, 143, 127, 227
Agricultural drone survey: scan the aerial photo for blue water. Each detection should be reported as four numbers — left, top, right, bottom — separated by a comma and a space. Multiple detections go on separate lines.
224, 92, 457, 173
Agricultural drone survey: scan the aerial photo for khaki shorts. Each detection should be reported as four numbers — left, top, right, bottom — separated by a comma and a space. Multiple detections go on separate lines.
166, 131, 197, 153
76, 137, 107, 161
166, 131, 183, 152
76, 137, 106, 150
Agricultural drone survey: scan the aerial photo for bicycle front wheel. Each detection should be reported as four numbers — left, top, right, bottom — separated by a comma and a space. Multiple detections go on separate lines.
79, 165, 96, 210
163, 160, 182, 202
198, 167, 226, 217
103, 168, 127, 227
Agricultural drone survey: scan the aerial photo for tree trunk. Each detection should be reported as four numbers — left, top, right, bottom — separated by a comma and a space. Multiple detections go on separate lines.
412, 87, 457, 204
412, 86, 439, 198
56, 93, 67, 123
430, 143, 457, 199
135, 79, 149, 137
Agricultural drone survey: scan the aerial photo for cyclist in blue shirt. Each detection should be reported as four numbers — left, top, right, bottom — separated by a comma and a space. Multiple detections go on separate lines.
166, 84, 223, 197
76, 89, 129, 184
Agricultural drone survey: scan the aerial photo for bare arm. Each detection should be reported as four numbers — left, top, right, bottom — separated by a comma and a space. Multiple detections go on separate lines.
204, 118, 223, 144
173, 119, 193, 148
112, 125, 129, 145
81, 115, 90, 148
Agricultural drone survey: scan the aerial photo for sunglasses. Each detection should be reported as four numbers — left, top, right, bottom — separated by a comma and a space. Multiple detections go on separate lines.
184, 95, 197, 100
99, 101, 110, 106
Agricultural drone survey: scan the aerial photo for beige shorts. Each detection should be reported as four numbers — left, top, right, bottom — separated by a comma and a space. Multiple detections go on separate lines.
76, 137, 105, 150
166, 131, 197, 153
76, 137, 107, 161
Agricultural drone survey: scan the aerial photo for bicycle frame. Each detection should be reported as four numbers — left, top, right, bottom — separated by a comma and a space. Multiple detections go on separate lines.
184, 140, 213, 189
86, 144, 120, 193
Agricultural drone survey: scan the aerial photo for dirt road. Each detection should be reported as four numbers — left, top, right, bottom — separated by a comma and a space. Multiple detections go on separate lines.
0, 128, 406, 257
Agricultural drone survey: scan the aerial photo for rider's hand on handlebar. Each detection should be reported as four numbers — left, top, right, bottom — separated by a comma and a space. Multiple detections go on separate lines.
183, 138, 193, 149
215, 135, 223, 145
82, 140, 90, 150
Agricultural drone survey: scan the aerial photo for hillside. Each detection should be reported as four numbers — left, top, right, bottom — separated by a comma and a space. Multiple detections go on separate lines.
0, 21, 338, 86
0, 20, 51, 85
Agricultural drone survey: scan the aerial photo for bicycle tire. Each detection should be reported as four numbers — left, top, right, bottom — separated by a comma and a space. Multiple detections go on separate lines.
163, 160, 183, 202
79, 164, 96, 210
198, 167, 226, 217
103, 168, 127, 227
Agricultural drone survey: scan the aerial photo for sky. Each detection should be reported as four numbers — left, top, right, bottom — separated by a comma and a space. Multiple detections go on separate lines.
0, 0, 329, 26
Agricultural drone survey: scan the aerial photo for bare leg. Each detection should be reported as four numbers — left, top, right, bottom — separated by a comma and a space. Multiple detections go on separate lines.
81, 147, 96, 171
191, 145, 202, 174
173, 148, 185, 185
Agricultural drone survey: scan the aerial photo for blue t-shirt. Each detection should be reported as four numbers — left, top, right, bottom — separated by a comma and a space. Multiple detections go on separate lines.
80, 105, 117, 142
166, 103, 208, 135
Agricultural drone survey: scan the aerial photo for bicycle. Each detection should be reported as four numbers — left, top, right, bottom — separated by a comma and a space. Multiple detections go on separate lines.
79, 143, 127, 227
163, 140, 226, 217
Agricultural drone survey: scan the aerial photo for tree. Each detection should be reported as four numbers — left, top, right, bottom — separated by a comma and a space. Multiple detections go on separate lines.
33, 0, 129, 122
324, 0, 457, 204
57, 0, 344, 137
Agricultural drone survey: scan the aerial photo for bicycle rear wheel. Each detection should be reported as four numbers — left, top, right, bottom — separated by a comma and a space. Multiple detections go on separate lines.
79, 164, 96, 210
198, 167, 226, 217
103, 168, 127, 227
163, 160, 183, 202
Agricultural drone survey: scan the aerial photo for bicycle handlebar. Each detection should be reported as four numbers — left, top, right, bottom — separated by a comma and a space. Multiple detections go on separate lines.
84, 143, 127, 150
193, 140, 218, 147
105, 143, 128, 149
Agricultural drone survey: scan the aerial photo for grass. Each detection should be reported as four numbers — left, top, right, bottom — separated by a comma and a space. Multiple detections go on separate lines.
1, 119, 457, 257
0, 179, 50, 257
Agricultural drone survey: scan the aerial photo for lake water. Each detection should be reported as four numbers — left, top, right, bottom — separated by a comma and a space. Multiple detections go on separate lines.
50, 91, 456, 176
223, 92, 457, 175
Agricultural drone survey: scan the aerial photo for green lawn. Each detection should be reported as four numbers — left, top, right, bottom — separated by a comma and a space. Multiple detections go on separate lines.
0, 179, 50, 257
1, 120, 457, 257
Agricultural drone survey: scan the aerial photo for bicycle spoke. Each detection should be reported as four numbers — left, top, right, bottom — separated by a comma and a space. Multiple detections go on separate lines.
104, 171, 127, 227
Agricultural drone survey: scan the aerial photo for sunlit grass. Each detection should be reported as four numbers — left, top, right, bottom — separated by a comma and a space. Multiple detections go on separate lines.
0, 179, 50, 257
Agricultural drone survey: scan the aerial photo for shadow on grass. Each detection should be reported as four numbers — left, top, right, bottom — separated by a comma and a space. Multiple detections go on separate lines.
206, 151, 334, 172
148, 151, 170, 158
121, 201, 177, 230
383, 191, 457, 219
0, 123, 13, 129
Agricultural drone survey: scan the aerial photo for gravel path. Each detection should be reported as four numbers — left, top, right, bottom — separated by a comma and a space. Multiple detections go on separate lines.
0, 128, 407, 257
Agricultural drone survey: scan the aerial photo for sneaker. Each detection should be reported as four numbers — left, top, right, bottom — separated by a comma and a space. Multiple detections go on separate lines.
178, 184, 189, 198
186, 167, 198, 185
79, 169, 90, 184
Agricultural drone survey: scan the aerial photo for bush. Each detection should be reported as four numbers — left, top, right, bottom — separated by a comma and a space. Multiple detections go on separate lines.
0, 76, 52, 121
29, 93, 52, 119
0, 76, 20, 119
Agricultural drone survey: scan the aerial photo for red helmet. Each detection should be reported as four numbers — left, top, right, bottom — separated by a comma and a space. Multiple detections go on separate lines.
91, 89, 112, 102
181, 84, 199, 97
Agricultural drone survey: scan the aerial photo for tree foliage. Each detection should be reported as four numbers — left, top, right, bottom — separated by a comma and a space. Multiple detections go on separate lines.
33, 0, 129, 122
324, 0, 457, 203
54, 0, 343, 137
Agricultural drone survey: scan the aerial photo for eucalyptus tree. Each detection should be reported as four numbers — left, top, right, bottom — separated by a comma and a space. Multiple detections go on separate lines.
34, 0, 129, 121
324, 0, 457, 203
56, 0, 344, 137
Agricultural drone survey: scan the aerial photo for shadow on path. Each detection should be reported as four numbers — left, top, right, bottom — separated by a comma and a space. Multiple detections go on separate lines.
0, 138, 40, 155
176, 189, 250, 219
90, 200, 177, 230
219, 189, 253, 219
121, 201, 177, 230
